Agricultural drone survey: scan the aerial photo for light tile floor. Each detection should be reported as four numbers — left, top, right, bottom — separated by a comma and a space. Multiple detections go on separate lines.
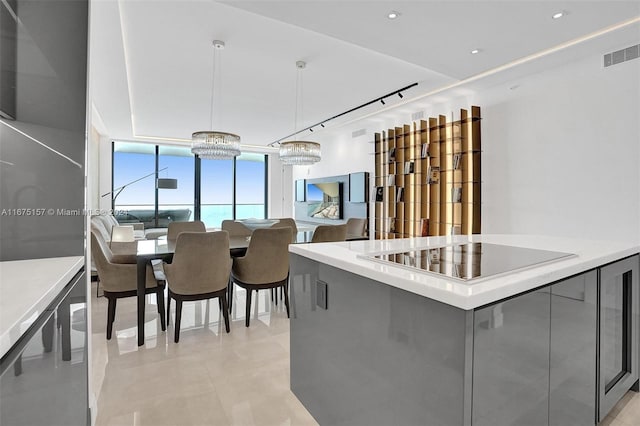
91, 286, 640, 426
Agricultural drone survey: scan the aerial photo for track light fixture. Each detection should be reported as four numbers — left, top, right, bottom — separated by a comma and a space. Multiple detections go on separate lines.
309, 128, 314, 132
269, 82, 418, 146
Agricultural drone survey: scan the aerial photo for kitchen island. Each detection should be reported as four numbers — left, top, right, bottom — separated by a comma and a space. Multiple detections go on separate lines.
288, 235, 639, 426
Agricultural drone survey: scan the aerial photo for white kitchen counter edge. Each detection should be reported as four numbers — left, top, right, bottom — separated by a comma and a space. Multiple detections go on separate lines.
0, 256, 84, 359
289, 235, 640, 310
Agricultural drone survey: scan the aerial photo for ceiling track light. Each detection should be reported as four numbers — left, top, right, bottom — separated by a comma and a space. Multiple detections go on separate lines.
269, 82, 419, 146
398, 92, 403, 99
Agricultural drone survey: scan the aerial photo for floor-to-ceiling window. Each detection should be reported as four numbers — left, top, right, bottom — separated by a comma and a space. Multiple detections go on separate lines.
112, 143, 156, 224
158, 145, 195, 223
199, 157, 234, 228
112, 142, 267, 228
235, 153, 267, 220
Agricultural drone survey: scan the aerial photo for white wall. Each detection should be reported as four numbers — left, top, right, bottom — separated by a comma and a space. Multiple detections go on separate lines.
480, 54, 639, 243
294, 51, 640, 244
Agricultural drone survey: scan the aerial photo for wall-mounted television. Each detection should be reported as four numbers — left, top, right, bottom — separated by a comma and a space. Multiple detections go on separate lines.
307, 182, 343, 220
295, 179, 305, 202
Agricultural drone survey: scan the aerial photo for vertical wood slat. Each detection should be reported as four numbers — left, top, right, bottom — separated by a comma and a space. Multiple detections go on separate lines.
373, 107, 481, 239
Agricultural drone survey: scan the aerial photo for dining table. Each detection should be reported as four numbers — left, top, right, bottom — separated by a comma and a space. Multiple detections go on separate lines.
111, 235, 253, 346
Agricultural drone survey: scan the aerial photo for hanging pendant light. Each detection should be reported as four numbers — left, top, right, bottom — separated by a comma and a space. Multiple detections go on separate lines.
191, 40, 241, 160
279, 60, 321, 165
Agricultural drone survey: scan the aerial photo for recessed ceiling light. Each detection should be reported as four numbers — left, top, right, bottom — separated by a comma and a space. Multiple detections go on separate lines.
388, 11, 400, 19
470, 49, 480, 54
552, 11, 565, 19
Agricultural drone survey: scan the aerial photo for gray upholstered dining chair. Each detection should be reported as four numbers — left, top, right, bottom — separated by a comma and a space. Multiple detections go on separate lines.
167, 220, 206, 241
311, 224, 348, 243
230, 227, 291, 327
270, 218, 298, 243
90, 230, 166, 340
345, 218, 367, 238
163, 231, 232, 342
221, 219, 252, 237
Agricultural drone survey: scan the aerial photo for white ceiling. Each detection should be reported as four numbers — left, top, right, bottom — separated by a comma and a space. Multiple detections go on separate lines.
90, 0, 640, 147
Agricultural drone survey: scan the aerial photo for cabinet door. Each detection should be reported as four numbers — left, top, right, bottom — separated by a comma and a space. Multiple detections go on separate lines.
550, 271, 597, 426
472, 289, 550, 426
598, 255, 639, 421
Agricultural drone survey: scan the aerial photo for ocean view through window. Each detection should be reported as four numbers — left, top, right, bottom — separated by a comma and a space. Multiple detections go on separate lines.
112, 142, 267, 228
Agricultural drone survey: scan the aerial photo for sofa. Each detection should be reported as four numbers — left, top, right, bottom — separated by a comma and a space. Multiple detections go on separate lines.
114, 209, 192, 229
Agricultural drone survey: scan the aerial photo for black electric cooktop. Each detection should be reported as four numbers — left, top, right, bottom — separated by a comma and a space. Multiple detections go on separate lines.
367, 242, 575, 282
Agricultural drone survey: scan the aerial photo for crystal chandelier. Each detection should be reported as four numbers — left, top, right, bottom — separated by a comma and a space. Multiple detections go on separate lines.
279, 61, 321, 165
191, 40, 240, 160
279, 141, 321, 165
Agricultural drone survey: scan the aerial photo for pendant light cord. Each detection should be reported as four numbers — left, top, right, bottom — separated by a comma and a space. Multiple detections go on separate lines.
294, 66, 300, 136
210, 45, 217, 130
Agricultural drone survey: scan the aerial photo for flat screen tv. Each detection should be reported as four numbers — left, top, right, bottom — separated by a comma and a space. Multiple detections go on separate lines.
307, 182, 342, 220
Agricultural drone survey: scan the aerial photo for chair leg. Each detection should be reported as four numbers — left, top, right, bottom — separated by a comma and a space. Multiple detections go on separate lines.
228, 280, 234, 313
272, 288, 278, 306
245, 289, 252, 327
283, 283, 290, 318
106, 297, 116, 340
156, 286, 166, 331
96, 278, 101, 298
221, 294, 230, 333
174, 299, 183, 343
166, 293, 172, 325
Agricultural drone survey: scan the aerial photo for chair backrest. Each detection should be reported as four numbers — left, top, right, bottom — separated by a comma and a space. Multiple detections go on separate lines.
90, 230, 149, 292
165, 231, 232, 295
345, 218, 367, 237
270, 218, 297, 243
111, 225, 134, 244
91, 216, 111, 242
221, 219, 252, 237
311, 224, 348, 243
167, 220, 206, 241
235, 227, 291, 284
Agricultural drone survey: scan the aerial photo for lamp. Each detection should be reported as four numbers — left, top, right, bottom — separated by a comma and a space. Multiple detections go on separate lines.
279, 60, 321, 165
101, 167, 177, 204
191, 40, 241, 160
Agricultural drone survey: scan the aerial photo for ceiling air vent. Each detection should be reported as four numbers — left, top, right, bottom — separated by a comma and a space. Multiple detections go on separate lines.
352, 128, 366, 138
604, 44, 639, 67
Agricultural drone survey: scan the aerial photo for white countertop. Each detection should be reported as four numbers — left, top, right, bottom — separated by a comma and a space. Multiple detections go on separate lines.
0, 256, 84, 358
289, 234, 639, 310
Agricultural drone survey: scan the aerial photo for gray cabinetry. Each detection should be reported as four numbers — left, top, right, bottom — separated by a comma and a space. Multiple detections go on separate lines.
472, 289, 551, 426
473, 271, 599, 426
550, 271, 597, 426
